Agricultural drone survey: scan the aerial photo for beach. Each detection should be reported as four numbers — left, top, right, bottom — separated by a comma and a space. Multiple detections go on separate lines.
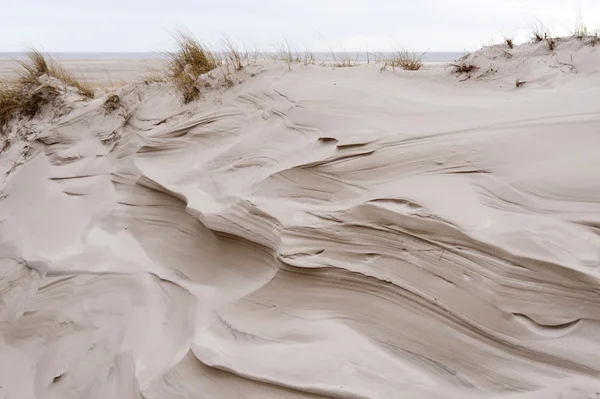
1, 37, 600, 399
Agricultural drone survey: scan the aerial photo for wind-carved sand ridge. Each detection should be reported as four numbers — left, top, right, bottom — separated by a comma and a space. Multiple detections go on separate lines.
1, 37, 600, 399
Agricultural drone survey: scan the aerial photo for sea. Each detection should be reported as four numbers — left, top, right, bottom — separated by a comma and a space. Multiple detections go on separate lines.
0, 52, 466, 63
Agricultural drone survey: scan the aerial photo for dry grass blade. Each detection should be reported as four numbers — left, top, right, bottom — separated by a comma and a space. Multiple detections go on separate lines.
167, 32, 219, 103
503, 36, 514, 49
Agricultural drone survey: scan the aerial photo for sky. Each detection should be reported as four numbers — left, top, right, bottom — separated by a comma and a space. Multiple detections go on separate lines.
1, 0, 599, 52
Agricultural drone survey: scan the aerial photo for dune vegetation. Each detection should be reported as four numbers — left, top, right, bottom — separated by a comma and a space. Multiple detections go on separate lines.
0, 50, 95, 133
166, 32, 220, 103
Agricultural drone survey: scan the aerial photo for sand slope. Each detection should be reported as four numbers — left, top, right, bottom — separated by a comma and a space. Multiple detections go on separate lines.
1, 39, 600, 399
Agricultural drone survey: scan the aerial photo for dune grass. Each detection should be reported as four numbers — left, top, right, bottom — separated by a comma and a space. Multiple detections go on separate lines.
330, 49, 358, 68
222, 36, 247, 72
1, 50, 96, 132
449, 61, 479, 74
545, 36, 557, 51
17, 50, 95, 98
0, 82, 60, 131
529, 21, 550, 43
588, 31, 600, 46
503, 36, 515, 49
0, 84, 26, 129
166, 32, 219, 103
572, 11, 589, 40
383, 49, 425, 71
271, 41, 317, 67
570, 12, 600, 46
102, 94, 121, 113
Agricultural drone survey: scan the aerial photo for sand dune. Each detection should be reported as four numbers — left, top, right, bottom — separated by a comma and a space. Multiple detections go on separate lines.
1, 38, 600, 399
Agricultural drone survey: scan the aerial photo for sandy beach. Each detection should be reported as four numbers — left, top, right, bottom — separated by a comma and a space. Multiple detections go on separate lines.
1, 36, 600, 399
0, 57, 165, 85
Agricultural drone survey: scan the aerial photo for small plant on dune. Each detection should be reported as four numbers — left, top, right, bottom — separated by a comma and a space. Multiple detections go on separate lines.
385, 49, 426, 71
222, 36, 247, 72
531, 31, 545, 43
449, 61, 479, 74
246, 41, 261, 64
545, 36, 557, 51
102, 94, 120, 113
301, 49, 316, 65
587, 31, 600, 47
572, 10, 589, 40
529, 21, 549, 43
503, 35, 515, 49
273, 41, 304, 64
167, 32, 219, 103
271, 41, 316, 67
330, 49, 358, 68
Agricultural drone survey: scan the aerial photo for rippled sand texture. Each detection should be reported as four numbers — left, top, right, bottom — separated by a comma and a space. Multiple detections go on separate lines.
1, 40, 600, 399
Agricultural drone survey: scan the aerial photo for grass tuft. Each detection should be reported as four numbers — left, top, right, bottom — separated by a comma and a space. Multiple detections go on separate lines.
449, 62, 479, 74
17, 49, 95, 98
222, 36, 246, 71
384, 49, 425, 71
587, 31, 600, 46
0, 83, 59, 132
103, 94, 120, 113
529, 21, 549, 43
330, 49, 358, 68
1, 49, 97, 132
271, 41, 317, 68
545, 36, 557, 51
572, 10, 589, 39
503, 36, 515, 49
0, 85, 25, 129
167, 32, 219, 103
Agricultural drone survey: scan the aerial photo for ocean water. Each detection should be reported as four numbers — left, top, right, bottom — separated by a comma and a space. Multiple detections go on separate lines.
0, 51, 465, 63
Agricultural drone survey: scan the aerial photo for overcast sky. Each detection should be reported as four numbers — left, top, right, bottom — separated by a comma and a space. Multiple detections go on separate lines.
1, 0, 599, 52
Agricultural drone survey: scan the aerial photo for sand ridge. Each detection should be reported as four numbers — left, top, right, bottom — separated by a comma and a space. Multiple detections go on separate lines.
1, 38, 600, 399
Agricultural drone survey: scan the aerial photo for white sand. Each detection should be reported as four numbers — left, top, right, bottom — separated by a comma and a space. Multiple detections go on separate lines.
1, 38, 600, 399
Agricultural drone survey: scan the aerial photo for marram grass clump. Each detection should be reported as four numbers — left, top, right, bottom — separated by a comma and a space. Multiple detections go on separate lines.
1, 49, 95, 133
167, 33, 219, 103
17, 50, 95, 98
383, 49, 425, 71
